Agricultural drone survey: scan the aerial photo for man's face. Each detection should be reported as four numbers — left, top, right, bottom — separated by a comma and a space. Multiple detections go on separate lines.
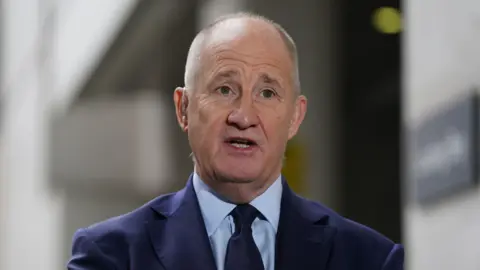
175, 19, 306, 185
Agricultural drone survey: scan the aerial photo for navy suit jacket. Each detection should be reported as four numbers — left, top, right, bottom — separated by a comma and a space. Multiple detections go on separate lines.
68, 176, 404, 270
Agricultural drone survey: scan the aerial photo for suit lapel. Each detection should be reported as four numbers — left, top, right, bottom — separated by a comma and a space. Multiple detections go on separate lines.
275, 179, 337, 270
146, 176, 217, 270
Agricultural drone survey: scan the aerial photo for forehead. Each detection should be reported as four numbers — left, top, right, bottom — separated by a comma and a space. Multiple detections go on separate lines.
200, 19, 294, 80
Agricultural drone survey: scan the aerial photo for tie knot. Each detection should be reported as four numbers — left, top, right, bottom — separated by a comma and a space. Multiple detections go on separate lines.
231, 204, 259, 230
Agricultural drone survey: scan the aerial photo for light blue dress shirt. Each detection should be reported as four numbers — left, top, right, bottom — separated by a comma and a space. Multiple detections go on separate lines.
193, 172, 282, 270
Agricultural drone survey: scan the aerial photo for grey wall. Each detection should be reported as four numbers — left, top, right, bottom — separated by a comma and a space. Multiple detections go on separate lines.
404, 0, 480, 269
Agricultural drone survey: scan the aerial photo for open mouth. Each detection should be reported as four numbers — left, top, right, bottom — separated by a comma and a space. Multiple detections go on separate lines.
225, 137, 257, 149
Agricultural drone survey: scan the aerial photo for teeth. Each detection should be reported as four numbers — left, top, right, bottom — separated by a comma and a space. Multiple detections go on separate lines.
230, 142, 250, 148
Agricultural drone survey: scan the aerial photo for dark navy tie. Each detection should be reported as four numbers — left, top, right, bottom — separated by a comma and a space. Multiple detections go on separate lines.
224, 204, 265, 270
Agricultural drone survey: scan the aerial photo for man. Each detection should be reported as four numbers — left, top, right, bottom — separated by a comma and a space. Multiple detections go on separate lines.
68, 12, 404, 270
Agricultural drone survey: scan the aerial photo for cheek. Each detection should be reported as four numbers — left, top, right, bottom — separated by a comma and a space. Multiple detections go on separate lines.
190, 98, 229, 143
260, 116, 291, 143
197, 99, 229, 126
257, 107, 292, 152
257, 103, 290, 130
257, 100, 289, 117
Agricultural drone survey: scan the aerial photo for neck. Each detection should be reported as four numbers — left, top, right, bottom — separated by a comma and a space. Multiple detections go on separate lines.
194, 166, 280, 204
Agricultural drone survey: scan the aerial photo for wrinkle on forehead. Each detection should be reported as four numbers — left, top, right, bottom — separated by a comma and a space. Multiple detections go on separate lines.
203, 56, 290, 94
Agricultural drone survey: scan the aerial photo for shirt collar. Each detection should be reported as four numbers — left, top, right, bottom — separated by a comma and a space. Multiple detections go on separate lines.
193, 172, 283, 236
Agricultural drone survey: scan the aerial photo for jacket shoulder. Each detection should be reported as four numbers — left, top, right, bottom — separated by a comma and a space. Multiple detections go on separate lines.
68, 192, 178, 269
295, 197, 403, 268
299, 197, 399, 256
76, 191, 176, 243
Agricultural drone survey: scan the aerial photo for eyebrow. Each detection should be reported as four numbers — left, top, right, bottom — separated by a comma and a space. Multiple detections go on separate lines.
259, 73, 281, 88
211, 70, 240, 82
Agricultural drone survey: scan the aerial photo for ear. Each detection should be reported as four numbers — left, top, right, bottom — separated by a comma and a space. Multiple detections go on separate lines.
288, 95, 307, 140
173, 87, 189, 132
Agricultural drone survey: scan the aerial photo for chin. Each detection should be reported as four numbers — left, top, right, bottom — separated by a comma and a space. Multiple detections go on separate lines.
211, 154, 268, 182
216, 165, 262, 184
219, 172, 258, 183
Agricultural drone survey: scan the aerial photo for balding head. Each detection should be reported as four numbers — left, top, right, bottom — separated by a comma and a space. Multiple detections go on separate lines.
184, 12, 300, 94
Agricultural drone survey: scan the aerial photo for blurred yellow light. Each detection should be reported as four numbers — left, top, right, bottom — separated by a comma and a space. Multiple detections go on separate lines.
372, 7, 402, 34
282, 139, 306, 195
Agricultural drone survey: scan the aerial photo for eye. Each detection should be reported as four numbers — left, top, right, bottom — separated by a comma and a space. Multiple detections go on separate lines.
260, 88, 276, 99
217, 86, 232, 96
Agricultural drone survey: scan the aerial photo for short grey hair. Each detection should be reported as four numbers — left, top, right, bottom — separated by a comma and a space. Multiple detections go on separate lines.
184, 12, 301, 94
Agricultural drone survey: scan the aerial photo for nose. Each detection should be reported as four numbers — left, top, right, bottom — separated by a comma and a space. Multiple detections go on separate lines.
227, 97, 259, 130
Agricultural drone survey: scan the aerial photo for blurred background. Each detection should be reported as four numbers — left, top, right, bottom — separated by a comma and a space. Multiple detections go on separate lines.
0, 0, 478, 269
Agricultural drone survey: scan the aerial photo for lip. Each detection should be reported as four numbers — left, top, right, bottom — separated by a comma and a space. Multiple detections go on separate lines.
223, 136, 260, 155
224, 136, 258, 145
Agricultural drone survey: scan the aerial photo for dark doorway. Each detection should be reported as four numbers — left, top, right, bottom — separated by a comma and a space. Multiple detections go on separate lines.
340, 0, 402, 242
